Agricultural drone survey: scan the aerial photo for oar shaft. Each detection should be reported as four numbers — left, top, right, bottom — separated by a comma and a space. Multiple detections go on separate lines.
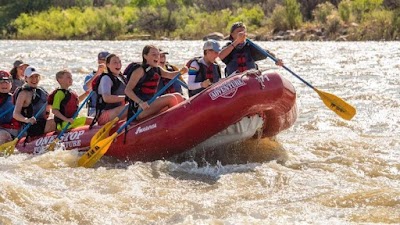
16, 104, 47, 139
247, 39, 315, 90
0, 106, 14, 118
116, 72, 182, 134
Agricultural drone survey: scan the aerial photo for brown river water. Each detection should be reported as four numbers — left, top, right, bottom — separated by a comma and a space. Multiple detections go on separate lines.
0, 40, 399, 224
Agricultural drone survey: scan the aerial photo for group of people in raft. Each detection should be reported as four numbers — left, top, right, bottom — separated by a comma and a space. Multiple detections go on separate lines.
0, 22, 284, 145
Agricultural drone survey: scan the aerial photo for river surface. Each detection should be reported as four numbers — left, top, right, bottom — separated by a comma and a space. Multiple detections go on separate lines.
0, 40, 399, 224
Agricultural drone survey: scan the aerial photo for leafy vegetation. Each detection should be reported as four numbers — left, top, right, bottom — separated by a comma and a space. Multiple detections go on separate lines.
0, 0, 398, 40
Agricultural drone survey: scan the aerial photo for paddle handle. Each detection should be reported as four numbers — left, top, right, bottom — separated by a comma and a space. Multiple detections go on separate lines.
0, 106, 14, 119
16, 104, 47, 139
247, 39, 316, 91
55, 91, 94, 139
116, 72, 182, 134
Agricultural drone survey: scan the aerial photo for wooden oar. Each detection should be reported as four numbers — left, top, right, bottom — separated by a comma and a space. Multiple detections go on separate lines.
247, 39, 356, 120
0, 106, 14, 119
78, 71, 184, 168
0, 104, 47, 155
89, 104, 128, 149
47, 91, 94, 151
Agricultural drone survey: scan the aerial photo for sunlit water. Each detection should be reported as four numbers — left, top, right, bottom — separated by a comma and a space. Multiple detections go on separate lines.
0, 40, 399, 224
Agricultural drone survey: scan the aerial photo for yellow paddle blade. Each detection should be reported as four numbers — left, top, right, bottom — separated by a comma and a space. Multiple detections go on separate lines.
78, 132, 118, 168
316, 89, 356, 120
90, 117, 119, 149
46, 138, 60, 151
0, 138, 18, 156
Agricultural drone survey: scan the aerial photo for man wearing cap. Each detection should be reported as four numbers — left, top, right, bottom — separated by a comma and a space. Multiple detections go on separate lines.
187, 40, 222, 97
83, 51, 109, 116
0, 70, 21, 144
219, 22, 283, 77
13, 66, 56, 137
157, 49, 186, 95
9, 60, 28, 93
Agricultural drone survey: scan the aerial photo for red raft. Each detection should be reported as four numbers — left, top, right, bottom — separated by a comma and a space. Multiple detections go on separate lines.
17, 70, 297, 161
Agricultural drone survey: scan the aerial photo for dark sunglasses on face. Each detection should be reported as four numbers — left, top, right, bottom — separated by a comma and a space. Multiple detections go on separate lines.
0, 80, 11, 84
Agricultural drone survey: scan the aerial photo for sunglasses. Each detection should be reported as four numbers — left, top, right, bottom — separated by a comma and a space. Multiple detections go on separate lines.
0, 80, 11, 84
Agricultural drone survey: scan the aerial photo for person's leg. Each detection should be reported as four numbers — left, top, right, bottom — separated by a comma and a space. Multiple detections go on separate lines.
44, 119, 56, 133
97, 105, 128, 125
137, 95, 179, 120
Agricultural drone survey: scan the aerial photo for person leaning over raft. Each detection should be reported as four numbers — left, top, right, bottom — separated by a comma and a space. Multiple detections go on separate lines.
187, 40, 222, 97
124, 45, 187, 121
50, 70, 93, 130
92, 53, 128, 126
0, 71, 21, 144
13, 66, 56, 137
219, 22, 284, 77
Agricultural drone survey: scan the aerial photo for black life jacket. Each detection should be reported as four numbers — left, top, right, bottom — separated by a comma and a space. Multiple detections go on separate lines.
13, 86, 48, 121
158, 63, 178, 94
126, 63, 161, 102
223, 42, 258, 77
186, 57, 221, 97
48, 89, 79, 125
90, 73, 127, 128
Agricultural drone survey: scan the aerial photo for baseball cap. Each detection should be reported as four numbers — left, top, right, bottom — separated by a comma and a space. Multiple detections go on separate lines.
24, 66, 40, 77
13, 60, 23, 68
0, 70, 11, 81
230, 22, 246, 33
98, 51, 110, 60
159, 49, 169, 55
203, 40, 221, 52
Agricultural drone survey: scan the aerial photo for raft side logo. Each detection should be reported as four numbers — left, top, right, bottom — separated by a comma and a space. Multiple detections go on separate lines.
209, 79, 246, 100
34, 130, 85, 147
135, 123, 157, 135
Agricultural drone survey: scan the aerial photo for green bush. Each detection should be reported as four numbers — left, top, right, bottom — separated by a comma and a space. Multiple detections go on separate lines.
338, 0, 352, 23
352, 0, 383, 22
269, 5, 289, 32
358, 9, 393, 40
284, 0, 302, 29
313, 2, 336, 24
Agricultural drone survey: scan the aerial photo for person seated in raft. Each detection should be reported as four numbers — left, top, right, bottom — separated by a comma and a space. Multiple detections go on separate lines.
187, 39, 222, 97
49, 70, 93, 131
219, 21, 284, 77
9, 61, 29, 94
0, 70, 21, 144
13, 66, 56, 137
157, 48, 186, 95
124, 45, 188, 121
91, 53, 128, 126
83, 51, 109, 117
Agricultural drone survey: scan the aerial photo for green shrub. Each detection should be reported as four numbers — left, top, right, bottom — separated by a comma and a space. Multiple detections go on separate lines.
313, 2, 336, 24
269, 5, 289, 31
358, 9, 393, 40
338, 0, 352, 23
352, 0, 383, 22
284, 0, 302, 29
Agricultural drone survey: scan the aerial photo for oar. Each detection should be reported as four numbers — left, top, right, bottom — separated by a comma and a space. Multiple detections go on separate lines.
78, 71, 184, 168
47, 91, 94, 151
247, 39, 356, 120
0, 106, 15, 120
0, 104, 47, 155
89, 104, 128, 149
177, 79, 188, 89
